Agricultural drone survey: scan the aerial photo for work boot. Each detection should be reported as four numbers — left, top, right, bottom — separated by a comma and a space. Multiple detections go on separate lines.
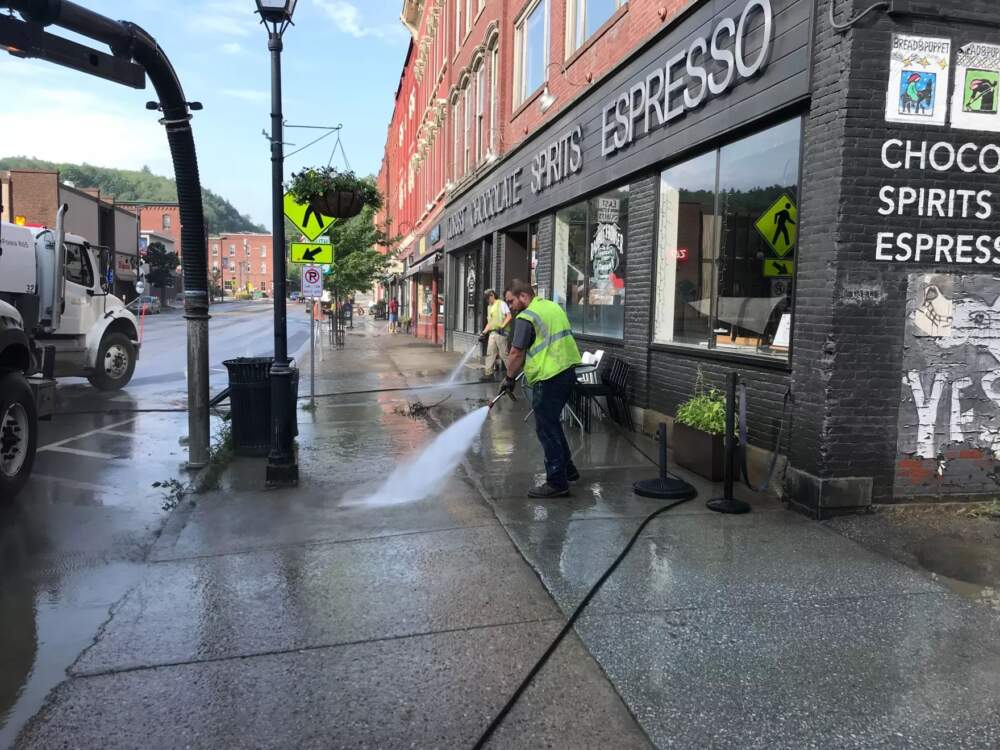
566, 465, 580, 482
528, 482, 570, 498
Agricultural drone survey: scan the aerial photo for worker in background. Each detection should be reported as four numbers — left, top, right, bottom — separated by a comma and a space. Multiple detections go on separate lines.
479, 288, 512, 381
498, 279, 582, 498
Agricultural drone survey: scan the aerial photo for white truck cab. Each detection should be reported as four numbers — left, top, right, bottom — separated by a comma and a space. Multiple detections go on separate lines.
0, 213, 140, 390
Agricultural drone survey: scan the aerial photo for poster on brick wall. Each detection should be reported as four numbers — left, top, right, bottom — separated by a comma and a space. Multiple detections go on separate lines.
894, 274, 1000, 498
884, 34, 951, 126
950, 42, 1000, 132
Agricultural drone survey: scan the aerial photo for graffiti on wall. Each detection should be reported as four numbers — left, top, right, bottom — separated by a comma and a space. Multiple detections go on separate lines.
895, 273, 1000, 496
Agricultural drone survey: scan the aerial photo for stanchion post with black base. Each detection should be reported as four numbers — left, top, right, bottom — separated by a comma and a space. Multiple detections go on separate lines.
633, 423, 697, 500
706, 372, 750, 514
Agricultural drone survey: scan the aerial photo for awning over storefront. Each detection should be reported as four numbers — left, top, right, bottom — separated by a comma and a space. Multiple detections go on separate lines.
403, 250, 441, 278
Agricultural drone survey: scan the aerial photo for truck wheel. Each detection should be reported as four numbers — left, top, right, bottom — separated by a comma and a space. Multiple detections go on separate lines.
88, 332, 136, 391
0, 371, 37, 501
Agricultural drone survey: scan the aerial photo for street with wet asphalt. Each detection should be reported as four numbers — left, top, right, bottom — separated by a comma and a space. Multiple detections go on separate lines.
3, 312, 1000, 748
0, 299, 309, 748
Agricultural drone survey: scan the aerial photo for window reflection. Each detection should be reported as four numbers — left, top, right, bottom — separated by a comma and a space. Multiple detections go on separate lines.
654, 118, 800, 359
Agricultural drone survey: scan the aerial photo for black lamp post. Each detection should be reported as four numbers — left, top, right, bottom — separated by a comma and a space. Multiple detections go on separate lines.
257, 0, 298, 485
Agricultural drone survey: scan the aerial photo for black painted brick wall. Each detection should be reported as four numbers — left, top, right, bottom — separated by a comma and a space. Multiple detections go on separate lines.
787, 0, 853, 479
792, 0, 1000, 500
621, 175, 656, 407
535, 215, 554, 296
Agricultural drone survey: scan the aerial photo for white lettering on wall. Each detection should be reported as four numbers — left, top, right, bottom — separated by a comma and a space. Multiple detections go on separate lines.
601, 0, 773, 157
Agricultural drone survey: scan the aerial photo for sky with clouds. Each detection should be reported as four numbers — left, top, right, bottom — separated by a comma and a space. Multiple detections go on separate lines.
1, 0, 409, 228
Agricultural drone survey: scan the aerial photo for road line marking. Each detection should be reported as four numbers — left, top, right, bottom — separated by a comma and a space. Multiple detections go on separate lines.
39, 417, 138, 450
30, 474, 124, 493
40, 446, 118, 460
99, 430, 138, 438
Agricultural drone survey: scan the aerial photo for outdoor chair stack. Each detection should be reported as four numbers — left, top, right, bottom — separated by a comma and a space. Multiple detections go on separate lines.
573, 355, 634, 432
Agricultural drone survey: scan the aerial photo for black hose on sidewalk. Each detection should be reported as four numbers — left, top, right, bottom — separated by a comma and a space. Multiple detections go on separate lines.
471, 494, 694, 748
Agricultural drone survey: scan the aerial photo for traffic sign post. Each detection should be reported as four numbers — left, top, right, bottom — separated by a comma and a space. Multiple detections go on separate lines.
284, 192, 335, 241
301, 264, 324, 409
301, 265, 324, 298
290, 241, 333, 264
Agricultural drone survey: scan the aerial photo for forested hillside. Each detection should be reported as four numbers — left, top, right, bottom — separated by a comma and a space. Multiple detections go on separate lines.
0, 157, 265, 233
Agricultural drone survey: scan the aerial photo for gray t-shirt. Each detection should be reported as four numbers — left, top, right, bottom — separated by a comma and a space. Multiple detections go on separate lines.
511, 317, 535, 351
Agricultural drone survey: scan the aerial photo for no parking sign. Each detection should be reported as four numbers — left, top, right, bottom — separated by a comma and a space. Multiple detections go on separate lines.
301, 265, 323, 299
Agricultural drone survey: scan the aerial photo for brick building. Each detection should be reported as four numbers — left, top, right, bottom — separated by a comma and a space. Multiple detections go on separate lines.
208, 233, 275, 297
380, 0, 1000, 512
1, 169, 140, 298
117, 200, 183, 251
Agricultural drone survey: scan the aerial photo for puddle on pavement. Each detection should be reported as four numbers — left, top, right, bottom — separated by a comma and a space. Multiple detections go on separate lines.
917, 535, 1000, 610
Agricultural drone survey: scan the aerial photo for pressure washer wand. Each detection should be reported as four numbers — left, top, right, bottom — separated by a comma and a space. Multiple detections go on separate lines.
488, 388, 516, 410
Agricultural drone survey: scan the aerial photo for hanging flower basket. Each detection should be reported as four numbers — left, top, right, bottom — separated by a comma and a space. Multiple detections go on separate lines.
288, 167, 383, 221
310, 190, 364, 220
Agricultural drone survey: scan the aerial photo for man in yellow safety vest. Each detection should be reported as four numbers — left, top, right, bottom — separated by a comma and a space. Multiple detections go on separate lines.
479, 289, 512, 380
499, 279, 582, 498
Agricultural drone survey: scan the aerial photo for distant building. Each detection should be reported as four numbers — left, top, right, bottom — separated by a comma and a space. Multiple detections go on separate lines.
0, 168, 139, 299
208, 233, 275, 296
117, 200, 183, 253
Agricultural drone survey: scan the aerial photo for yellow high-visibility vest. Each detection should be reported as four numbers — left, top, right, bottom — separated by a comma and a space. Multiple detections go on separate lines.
517, 298, 581, 385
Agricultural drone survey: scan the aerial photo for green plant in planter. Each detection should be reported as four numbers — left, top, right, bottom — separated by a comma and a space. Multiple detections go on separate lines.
288, 167, 383, 220
675, 389, 726, 435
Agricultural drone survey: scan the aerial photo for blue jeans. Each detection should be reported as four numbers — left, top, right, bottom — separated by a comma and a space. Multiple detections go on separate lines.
531, 367, 577, 490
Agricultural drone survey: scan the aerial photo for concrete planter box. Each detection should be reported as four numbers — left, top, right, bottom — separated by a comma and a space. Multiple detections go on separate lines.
673, 422, 724, 482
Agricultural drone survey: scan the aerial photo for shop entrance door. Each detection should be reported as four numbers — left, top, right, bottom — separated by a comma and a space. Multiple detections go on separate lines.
503, 222, 538, 291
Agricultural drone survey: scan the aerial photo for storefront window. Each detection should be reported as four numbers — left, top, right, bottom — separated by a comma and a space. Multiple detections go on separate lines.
653, 152, 717, 347
421, 281, 434, 317
454, 251, 479, 333
654, 118, 800, 358
554, 185, 628, 338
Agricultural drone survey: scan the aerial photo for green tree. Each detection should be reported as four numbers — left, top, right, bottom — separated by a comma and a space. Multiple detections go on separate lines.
323, 206, 398, 299
146, 242, 180, 303
209, 267, 223, 300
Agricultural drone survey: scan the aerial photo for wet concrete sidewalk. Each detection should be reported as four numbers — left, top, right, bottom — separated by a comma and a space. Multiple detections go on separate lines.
14, 319, 1000, 748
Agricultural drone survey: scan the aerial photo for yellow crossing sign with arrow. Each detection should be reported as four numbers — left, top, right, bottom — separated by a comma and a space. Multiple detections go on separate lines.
754, 194, 797, 258
284, 192, 334, 241
290, 242, 333, 264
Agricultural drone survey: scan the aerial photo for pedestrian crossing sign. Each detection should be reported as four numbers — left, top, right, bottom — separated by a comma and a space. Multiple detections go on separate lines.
754, 194, 797, 258
763, 259, 795, 277
283, 192, 335, 241
290, 242, 333, 264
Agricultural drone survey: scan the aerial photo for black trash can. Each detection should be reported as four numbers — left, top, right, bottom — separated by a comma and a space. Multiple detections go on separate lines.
223, 357, 299, 457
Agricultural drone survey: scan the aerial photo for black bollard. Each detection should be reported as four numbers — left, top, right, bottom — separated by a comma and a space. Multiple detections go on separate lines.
706, 372, 751, 514
633, 423, 697, 500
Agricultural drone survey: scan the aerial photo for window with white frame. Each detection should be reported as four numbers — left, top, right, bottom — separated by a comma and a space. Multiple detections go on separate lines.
454, 0, 462, 51
514, 0, 548, 106
567, 0, 625, 54
465, 0, 472, 34
489, 43, 499, 154
212, 244, 219, 256
463, 84, 472, 173
474, 61, 485, 165
260, 245, 267, 257
228, 245, 235, 256
452, 98, 461, 179
260, 262, 267, 274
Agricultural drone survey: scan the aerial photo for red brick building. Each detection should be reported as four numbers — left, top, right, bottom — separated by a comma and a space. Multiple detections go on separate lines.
378, 1, 689, 343
208, 233, 275, 297
117, 201, 183, 252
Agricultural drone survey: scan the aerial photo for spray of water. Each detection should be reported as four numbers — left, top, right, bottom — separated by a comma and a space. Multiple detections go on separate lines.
445, 344, 480, 385
360, 406, 490, 506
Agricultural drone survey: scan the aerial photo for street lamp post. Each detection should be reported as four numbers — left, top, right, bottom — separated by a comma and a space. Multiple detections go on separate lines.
257, 0, 298, 485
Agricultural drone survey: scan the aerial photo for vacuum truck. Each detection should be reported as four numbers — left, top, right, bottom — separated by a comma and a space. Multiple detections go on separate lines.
0, 206, 141, 498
